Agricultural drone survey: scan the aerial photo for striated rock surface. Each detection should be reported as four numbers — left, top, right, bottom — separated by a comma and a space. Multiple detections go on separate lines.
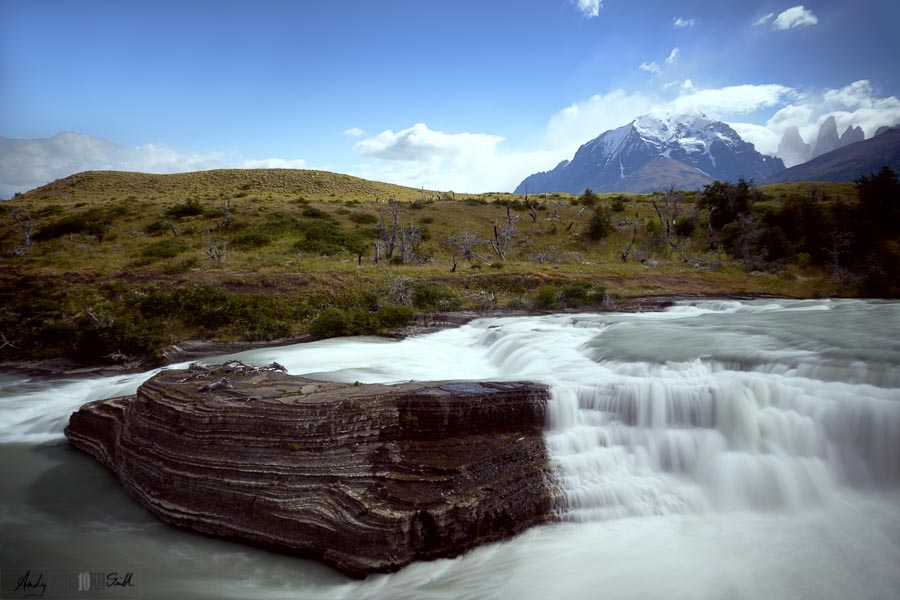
65, 362, 554, 578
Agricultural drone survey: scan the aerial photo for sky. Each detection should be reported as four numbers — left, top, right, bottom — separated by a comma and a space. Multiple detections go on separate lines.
2, 0, 900, 197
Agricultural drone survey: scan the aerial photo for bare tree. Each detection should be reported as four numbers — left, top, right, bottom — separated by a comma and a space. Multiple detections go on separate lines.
205, 228, 228, 263
651, 186, 681, 243
219, 198, 232, 228
377, 198, 400, 261
620, 225, 638, 263
445, 228, 489, 263
825, 230, 855, 292
7, 210, 35, 256
489, 203, 517, 261
398, 221, 425, 264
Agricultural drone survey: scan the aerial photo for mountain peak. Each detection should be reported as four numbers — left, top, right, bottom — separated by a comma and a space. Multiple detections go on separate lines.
811, 116, 840, 159
514, 114, 784, 194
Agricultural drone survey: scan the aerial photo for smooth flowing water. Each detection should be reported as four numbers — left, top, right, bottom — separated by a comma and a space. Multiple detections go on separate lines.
2, 299, 899, 599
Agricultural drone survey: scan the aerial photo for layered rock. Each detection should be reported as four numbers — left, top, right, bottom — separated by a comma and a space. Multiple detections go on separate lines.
65, 362, 554, 578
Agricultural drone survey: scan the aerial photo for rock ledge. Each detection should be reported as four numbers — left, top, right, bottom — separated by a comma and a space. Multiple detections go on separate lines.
65, 362, 554, 577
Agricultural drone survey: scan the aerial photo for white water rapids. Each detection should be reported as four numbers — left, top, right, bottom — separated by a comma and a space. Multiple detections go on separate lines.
1, 298, 899, 599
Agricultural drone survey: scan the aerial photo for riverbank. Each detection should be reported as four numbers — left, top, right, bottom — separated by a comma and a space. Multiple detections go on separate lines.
0, 292, 792, 378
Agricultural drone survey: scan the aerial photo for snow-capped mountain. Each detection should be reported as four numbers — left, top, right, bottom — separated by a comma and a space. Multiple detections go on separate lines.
514, 113, 785, 194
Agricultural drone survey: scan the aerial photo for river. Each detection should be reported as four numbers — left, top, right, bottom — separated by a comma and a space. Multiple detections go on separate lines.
1, 299, 899, 599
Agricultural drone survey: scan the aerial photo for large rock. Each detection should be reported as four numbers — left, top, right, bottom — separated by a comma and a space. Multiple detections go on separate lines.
65, 362, 554, 578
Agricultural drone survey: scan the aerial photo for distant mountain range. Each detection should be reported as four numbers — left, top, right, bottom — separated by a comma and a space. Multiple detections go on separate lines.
777, 116, 872, 168
765, 127, 900, 184
515, 113, 785, 195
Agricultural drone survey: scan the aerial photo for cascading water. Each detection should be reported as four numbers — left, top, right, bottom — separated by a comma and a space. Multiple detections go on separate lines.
471, 300, 900, 521
1, 299, 899, 599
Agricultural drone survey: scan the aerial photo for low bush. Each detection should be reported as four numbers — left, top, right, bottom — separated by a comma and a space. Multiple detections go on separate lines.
412, 283, 462, 310
533, 281, 607, 310
231, 231, 272, 250
308, 304, 415, 339
165, 199, 205, 219
673, 217, 697, 238
140, 238, 189, 260
301, 206, 331, 219
35, 209, 114, 241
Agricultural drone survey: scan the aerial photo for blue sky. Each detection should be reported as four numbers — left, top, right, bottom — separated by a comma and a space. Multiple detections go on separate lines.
2, 0, 900, 196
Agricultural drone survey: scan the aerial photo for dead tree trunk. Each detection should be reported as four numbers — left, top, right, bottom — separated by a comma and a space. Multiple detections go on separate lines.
621, 226, 637, 263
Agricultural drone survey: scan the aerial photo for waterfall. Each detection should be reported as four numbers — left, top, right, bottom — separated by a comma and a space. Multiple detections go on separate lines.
461, 300, 900, 521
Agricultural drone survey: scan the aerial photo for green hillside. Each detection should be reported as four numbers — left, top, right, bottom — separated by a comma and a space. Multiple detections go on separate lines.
0, 169, 863, 368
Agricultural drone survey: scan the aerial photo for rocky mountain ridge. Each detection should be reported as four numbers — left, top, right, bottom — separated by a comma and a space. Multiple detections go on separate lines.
515, 113, 784, 195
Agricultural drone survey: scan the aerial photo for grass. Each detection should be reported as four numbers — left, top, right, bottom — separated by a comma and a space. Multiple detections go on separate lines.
0, 169, 852, 365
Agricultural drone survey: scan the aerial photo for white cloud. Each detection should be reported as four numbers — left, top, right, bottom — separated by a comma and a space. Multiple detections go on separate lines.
673, 17, 696, 28
639, 61, 661, 75
349, 123, 561, 193
772, 5, 818, 30
0, 132, 308, 197
665, 47, 680, 65
343, 127, 366, 137
667, 84, 795, 116
545, 89, 655, 149
574, 0, 602, 18
725, 81, 900, 158
753, 12, 775, 27
354, 123, 504, 163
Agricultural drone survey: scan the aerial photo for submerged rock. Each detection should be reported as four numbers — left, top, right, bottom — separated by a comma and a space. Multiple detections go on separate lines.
65, 362, 554, 578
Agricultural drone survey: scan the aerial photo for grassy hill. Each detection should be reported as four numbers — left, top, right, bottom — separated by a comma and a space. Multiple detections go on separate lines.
0, 169, 854, 368
21, 169, 442, 204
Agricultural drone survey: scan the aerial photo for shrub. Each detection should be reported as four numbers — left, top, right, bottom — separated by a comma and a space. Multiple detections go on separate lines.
301, 206, 331, 219
579, 188, 599, 207
534, 281, 606, 309
377, 305, 415, 328
673, 217, 697, 238
231, 231, 272, 250
144, 220, 172, 236
35, 210, 113, 241
586, 207, 615, 241
534, 285, 560, 309
165, 199, 205, 219
140, 238, 189, 260
412, 283, 462, 310
163, 257, 199, 274
610, 196, 626, 212
347, 212, 378, 225
293, 220, 366, 255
